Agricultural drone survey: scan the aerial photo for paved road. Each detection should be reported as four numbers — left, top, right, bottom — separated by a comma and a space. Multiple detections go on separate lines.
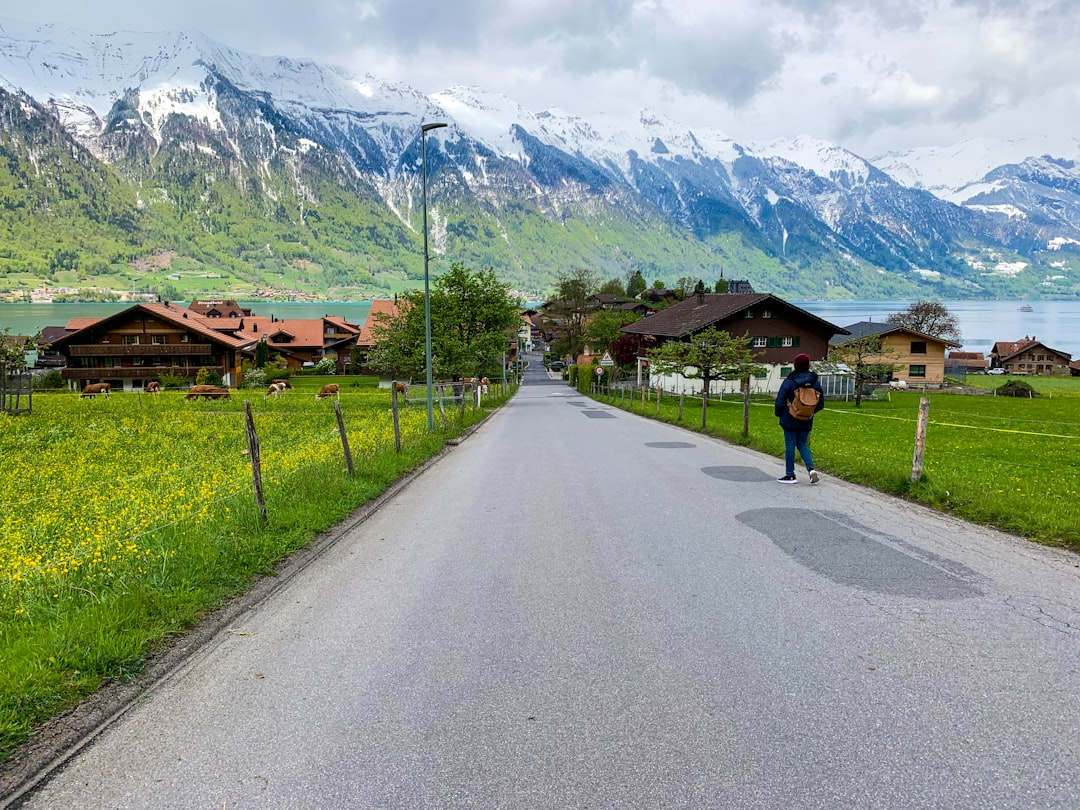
18, 359, 1080, 808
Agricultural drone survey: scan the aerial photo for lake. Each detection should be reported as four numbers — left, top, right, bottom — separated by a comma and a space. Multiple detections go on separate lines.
1, 298, 1076, 357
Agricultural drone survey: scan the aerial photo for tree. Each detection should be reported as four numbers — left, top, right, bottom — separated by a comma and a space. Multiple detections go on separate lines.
598, 277, 626, 297
543, 268, 600, 361
714, 277, 729, 294
886, 301, 962, 343
368, 262, 520, 380
827, 334, 899, 407
586, 310, 642, 354
647, 326, 762, 429
626, 270, 647, 298
254, 339, 270, 369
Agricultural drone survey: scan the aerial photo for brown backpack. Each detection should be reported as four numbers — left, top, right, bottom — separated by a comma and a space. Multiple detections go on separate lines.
788, 384, 821, 420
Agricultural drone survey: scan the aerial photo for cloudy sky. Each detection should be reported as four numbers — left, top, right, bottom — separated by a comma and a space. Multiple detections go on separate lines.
11, 0, 1080, 158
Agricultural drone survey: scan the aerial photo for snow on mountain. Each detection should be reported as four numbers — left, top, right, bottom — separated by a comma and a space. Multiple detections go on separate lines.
748, 135, 874, 188
873, 135, 1080, 202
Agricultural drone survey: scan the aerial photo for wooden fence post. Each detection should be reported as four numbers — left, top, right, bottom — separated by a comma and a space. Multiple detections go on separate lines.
656, 385, 661, 415
678, 390, 684, 422
391, 383, 402, 453
911, 397, 931, 482
742, 376, 751, 437
334, 400, 355, 475
243, 401, 267, 522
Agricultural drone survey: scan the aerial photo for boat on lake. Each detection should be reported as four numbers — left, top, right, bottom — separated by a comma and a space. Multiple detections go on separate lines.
1018, 304, 1034, 312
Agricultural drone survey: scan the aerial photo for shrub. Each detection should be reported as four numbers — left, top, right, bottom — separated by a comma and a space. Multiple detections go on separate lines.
35, 370, 64, 390
313, 357, 337, 375
195, 366, 223, 387
996, 380, 1040, 398
158, 372, 186, 390
243, 367, 268, 389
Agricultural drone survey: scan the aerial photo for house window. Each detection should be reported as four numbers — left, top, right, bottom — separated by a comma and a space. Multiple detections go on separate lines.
780, 366, 793, 378
131, 357, 144, 366
751, 336, 768, 348
744, 311, 754, 318
762, 310, 773, 319
781, 336, 794, 347
122, 335, 140, 345
909, 365, 927, 378
151, 335, 166, 345
910, 341, 927, 354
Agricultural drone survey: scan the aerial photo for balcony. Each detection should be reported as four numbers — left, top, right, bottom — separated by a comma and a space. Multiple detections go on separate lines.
62, 366, 225, 380
69, 344, 213, 357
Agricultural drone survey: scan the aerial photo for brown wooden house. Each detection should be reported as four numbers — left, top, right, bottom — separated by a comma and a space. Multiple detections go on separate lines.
619, 293, 847, 392
49, 302, 250, 392
990, 337, 1072, 375
201, 314, 362, 373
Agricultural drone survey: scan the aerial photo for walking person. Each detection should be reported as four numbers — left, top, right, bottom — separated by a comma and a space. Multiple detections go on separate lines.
774, 353, 824, 484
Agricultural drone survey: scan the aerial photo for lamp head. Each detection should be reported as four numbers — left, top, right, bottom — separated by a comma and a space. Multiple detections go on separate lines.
421, 122, 448, 133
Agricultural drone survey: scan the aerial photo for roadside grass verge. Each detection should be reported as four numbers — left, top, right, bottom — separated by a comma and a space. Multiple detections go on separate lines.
591, 387, 1080, 551
0, 385, 510, 763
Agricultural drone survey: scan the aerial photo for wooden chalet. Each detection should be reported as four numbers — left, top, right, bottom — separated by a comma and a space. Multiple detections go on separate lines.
619, 293, 847, 393
831, 322, 960, 386
201, 313, 361, 373
187, 299, 254, 318
990, 336, 1072, 376
48, 302, 250, 392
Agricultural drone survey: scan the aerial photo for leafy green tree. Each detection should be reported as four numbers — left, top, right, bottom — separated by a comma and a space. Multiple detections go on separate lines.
369, 262, 520, 380
254, 340, 270, 369
827, 334, 898, 407
598, 277, 627, 297
543, 268, 600, 361
586, 310, 642, 354
714, 277, 729, 294
647, 326, 762, 429
886, 300, 962, 343
651, 279, 667, 290
626, 270, 647, 298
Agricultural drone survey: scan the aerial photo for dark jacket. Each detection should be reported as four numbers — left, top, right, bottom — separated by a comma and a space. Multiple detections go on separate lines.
775, 369, 825, 430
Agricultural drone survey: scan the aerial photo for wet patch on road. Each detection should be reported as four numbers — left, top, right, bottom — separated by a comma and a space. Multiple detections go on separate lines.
582, 410, 617, 419
702, 466, 774, 482
646, 442, 696, 449
736, 507, 983, 599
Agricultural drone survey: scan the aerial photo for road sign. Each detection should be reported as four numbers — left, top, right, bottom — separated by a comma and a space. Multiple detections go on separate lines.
595, 366, 604, 376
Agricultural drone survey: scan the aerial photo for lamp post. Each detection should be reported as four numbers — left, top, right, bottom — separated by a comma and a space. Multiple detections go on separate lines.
421, 121, 447, 432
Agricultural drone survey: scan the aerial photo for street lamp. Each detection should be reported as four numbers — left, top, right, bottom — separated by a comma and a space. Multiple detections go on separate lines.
421, 121, 447, 432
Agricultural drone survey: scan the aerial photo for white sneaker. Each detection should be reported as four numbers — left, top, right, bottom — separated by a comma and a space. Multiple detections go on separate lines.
809, 470, 820, 484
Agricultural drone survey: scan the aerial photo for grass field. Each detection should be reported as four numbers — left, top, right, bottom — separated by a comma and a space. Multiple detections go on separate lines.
956, 374, 1080, 396
591, 384, 1080, 550
0, 381, 511, 762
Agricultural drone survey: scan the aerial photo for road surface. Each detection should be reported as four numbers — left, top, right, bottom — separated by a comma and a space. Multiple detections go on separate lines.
14, 358, 1080, 808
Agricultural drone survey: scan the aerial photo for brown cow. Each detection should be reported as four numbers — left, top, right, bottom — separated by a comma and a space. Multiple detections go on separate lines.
145, 381, 162, 394
80, 383, 111, 398
184, 385, 232, 401
315, 383, 340, 400
271, 379, 293, 389
265, 381, 287, 399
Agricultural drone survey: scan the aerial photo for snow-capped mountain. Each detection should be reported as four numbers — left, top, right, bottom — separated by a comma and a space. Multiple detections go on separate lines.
1, 16, 1077, 298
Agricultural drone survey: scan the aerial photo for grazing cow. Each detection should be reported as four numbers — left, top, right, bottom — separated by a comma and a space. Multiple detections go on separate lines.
888, 379, 908, 390
315, 383, 340, 400
184, 384, 232, 401
392, 381, 408, 403
145, 381, 161, 394
271, 379, 293, 389
265, 381, 287, 399
80, 383, 111, 398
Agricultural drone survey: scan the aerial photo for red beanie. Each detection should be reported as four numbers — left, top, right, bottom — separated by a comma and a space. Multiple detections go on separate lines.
793, 353, 811, 371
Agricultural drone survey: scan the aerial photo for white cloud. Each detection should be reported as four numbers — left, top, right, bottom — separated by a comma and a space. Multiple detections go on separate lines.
5, 0, 1079, 156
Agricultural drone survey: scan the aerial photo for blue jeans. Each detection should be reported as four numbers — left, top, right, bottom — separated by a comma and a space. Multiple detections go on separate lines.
783, 428, 814, 477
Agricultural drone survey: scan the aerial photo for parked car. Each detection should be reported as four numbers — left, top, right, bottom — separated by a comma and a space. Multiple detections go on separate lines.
549, 361, 565, 371
986, 368, 1005, 375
